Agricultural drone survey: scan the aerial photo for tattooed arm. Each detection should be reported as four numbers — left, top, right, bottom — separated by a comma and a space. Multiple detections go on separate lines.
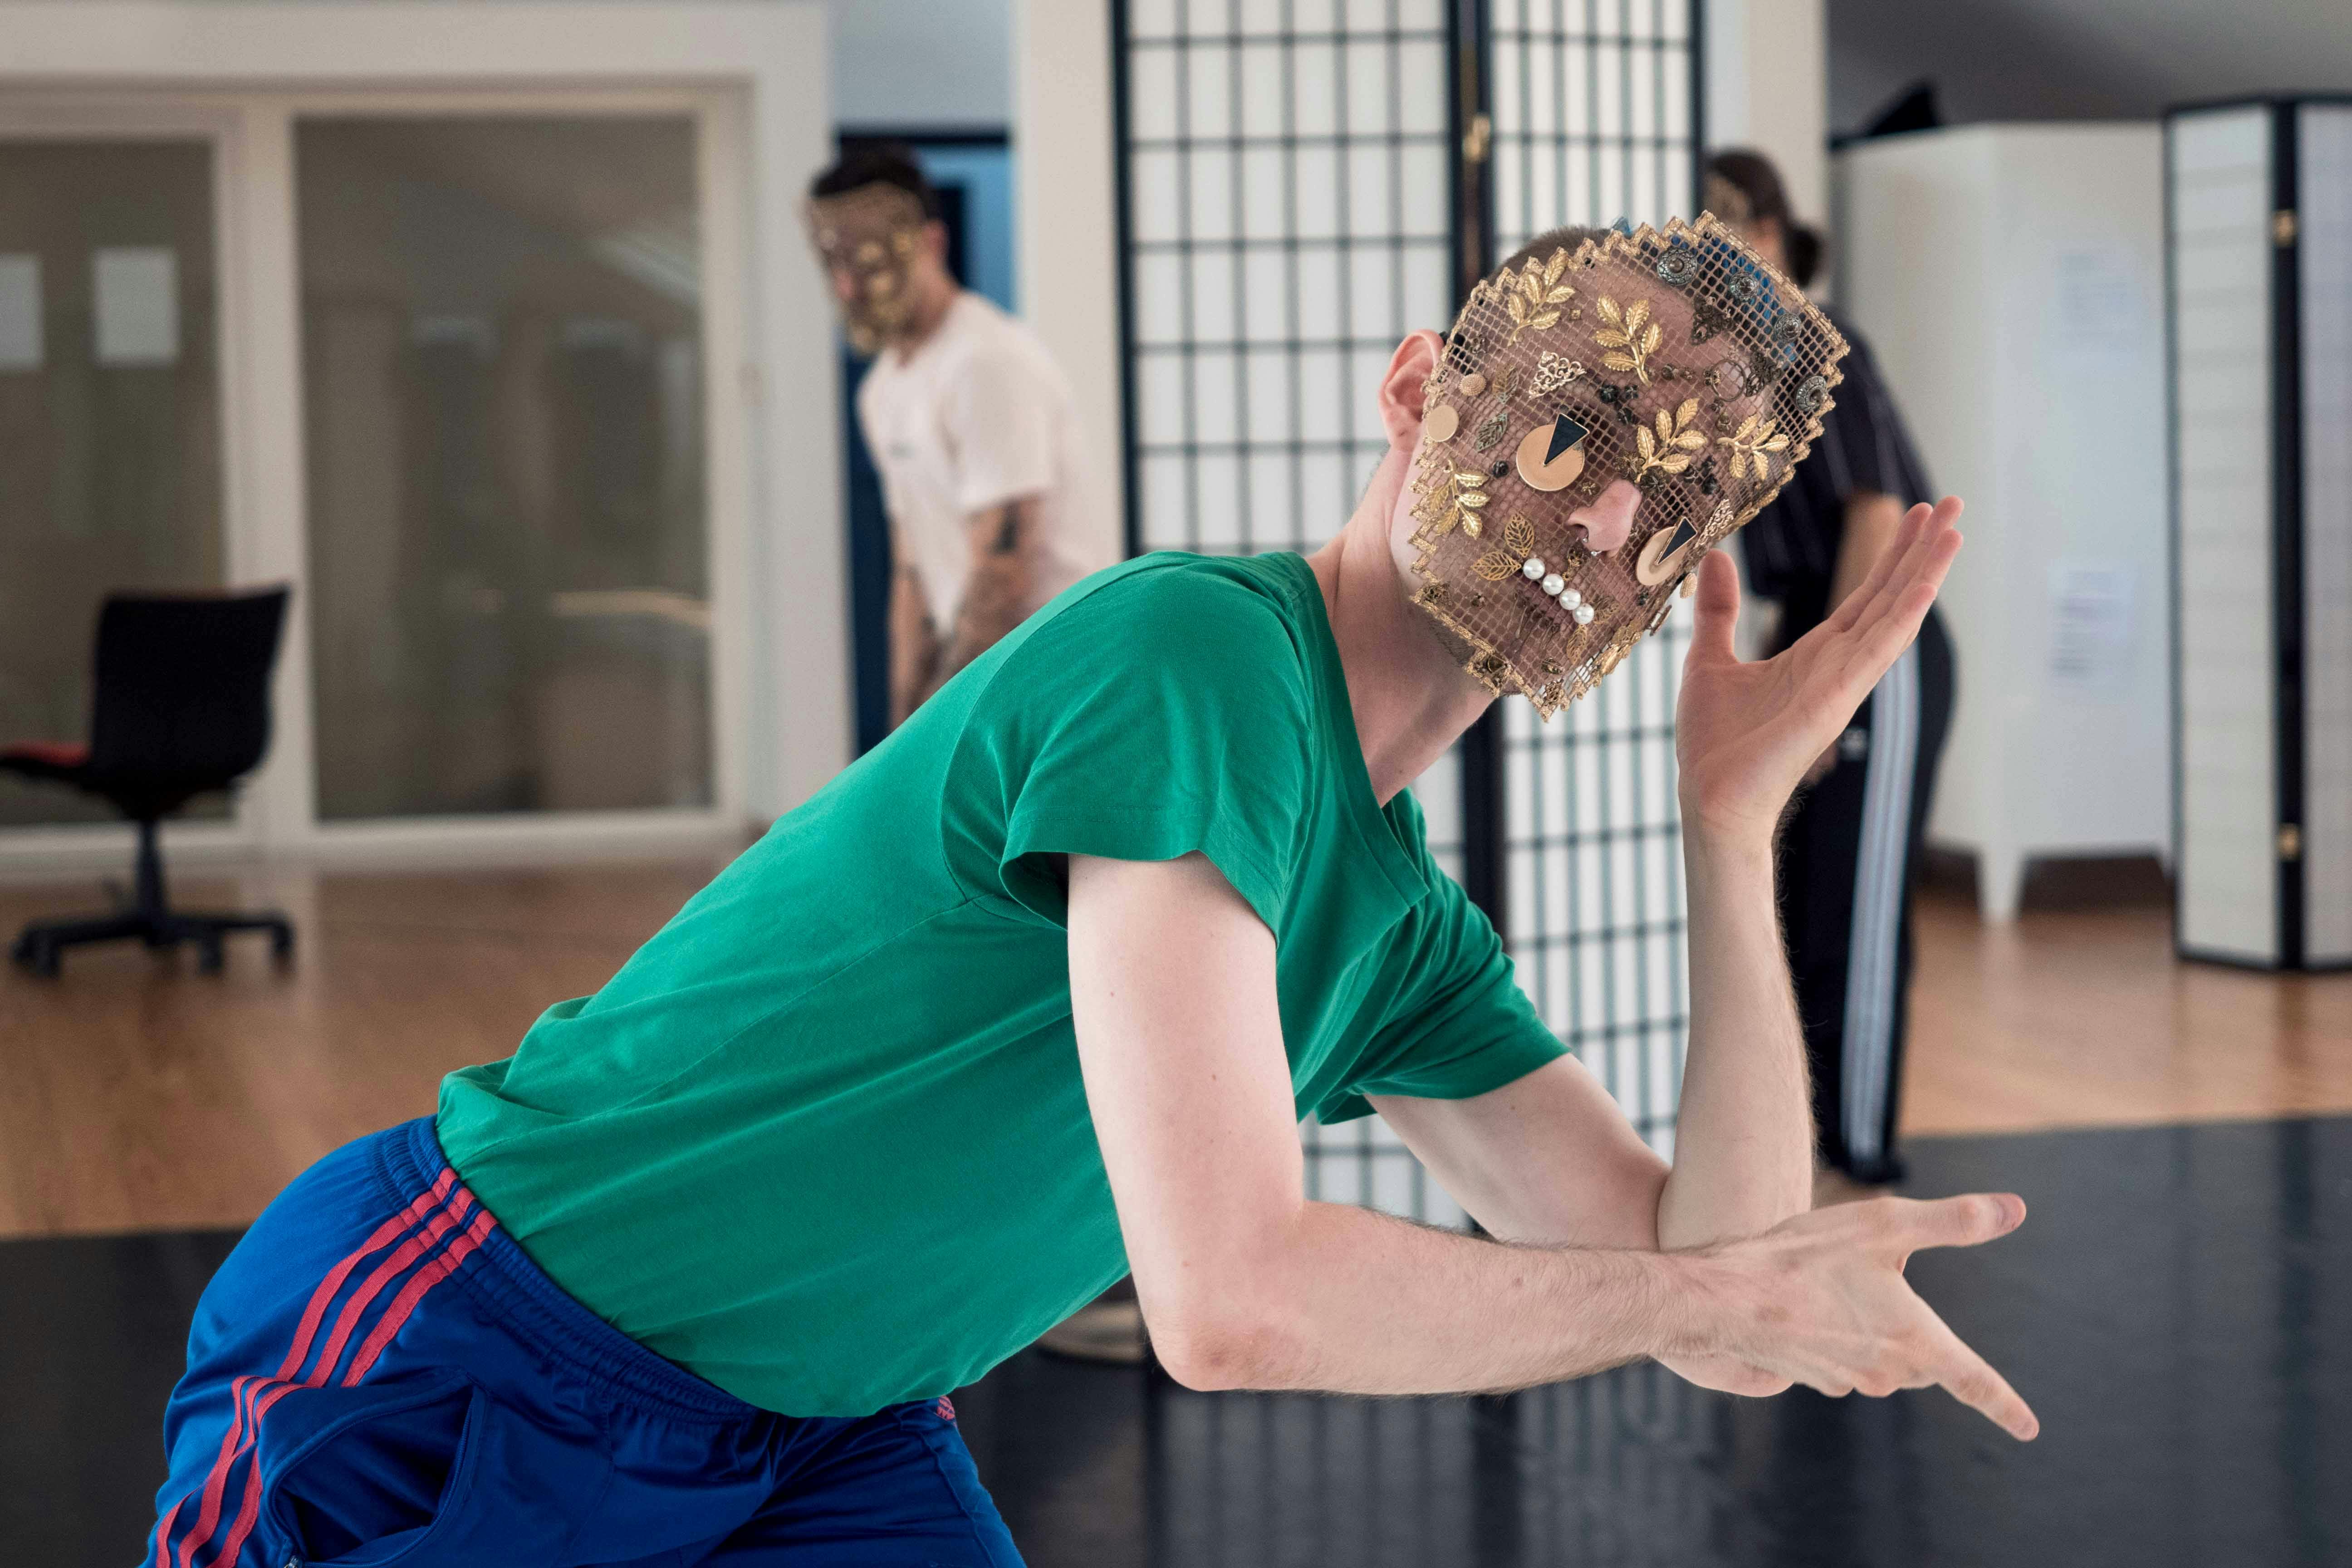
914, 494, 1044, 706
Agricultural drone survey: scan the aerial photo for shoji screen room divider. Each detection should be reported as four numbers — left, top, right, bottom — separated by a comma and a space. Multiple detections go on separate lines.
1113, 0, 1705, 1222
2168, 98, 2352, 971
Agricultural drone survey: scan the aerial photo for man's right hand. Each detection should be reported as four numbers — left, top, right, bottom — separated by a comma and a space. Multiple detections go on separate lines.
1673, 1193, 2040, 1440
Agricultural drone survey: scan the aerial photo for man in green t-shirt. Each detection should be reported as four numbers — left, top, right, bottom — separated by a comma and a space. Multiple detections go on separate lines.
147, 221, 2033, 1568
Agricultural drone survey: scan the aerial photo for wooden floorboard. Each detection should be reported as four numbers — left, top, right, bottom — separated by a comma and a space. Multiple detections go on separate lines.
2, 857, 2346, 1238
1902, 884, 2352, 1136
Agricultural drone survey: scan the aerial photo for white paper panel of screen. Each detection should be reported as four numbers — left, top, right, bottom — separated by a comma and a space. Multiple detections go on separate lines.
1488, 0, 1699, 1152
2171, 107, 2278, 964
2301, 104, 2352, 964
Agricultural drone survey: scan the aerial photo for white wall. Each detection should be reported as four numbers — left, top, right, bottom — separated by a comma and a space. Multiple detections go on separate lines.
1841, 125, 2172, 919
829, 0, 1013, 129
1706, 0, 1828, 240
1009, 0, 1126, 568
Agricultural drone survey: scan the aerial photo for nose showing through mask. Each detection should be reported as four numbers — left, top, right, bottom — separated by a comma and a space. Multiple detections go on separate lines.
1406, 215, 1849, 718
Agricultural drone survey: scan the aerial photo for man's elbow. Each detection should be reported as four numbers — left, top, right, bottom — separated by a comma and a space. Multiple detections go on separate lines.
1138, 1278, 1297, 1392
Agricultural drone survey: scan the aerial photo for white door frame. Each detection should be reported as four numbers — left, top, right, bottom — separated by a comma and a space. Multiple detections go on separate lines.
0, 2, 843, 876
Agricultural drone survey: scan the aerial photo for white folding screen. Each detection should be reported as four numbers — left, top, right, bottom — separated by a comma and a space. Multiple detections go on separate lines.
1119, 0, 1467, 1224
2167, 99, 2352, 971
2170, 107, 2279, 964
2300, 104, 2352, 965
1121, 0, 1452, 559
1116, 0, 1705, 1220
1488, 0, 1700, 1149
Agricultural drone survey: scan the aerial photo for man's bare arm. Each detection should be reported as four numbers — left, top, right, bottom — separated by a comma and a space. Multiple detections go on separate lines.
914, 495, 1044, 705
1663, 498, 1964, 1237
1071, 851, 1706, 1396
1382, 503, 1962, 1258
1067, 848, 2038, 1436
888, 554, 940, 729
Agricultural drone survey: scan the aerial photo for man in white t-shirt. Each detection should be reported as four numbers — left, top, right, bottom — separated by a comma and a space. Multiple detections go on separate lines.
808, 147, 1108, 725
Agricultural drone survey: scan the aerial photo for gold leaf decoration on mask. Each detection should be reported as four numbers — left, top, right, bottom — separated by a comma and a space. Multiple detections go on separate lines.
1472, 513, 1539, 579
1422, 465, 1493, 539
1717, 414, 1792, 481
1593, 296, 1664, 384
1503, 250, 1577, 342
1628, 397, 1709, 482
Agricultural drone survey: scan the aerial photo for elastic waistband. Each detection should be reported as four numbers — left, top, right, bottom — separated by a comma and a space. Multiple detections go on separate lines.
371, 1117, 759, 1424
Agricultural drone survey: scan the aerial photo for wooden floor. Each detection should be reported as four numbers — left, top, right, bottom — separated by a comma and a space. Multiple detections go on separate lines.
2, 856, 2347, 1238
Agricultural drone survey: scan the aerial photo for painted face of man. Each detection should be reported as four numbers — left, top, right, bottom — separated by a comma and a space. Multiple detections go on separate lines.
804, 183, 932, 357
1404, 217, 1848, 716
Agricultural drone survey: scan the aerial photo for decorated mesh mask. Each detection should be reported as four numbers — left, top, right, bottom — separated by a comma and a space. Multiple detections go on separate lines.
804, 182, 931, 357
1408, 215, 1848, 718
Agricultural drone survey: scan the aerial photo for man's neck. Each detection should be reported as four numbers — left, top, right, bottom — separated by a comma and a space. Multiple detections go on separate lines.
1304, 448, 1496, 806
888, 274, 963, 361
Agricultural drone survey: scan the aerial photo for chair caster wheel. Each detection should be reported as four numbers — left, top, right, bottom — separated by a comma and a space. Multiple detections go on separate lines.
14, 935, 59, 977
270, 925, 295, 960
196, 937, 225, 974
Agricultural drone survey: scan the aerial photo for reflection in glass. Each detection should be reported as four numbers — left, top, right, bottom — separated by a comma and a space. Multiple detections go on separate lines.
298, 118, 709, 819
0, 141, 224, 827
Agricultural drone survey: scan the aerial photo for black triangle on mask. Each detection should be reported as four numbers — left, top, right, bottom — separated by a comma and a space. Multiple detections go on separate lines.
1665, 515, 1702, 555
1545, 414, 1588, 465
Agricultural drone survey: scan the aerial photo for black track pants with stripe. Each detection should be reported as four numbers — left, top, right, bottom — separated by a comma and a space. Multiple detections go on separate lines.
1777, 608, 1955, 1181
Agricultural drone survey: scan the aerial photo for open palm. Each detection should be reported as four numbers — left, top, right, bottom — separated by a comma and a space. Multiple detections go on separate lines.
1674, 497, 1964, 843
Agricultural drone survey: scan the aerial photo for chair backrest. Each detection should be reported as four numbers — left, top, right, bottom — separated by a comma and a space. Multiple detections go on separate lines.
85, 588, 291, 791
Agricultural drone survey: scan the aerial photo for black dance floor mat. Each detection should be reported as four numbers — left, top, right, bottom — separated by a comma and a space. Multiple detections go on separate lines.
10, 1117, 2347, 1567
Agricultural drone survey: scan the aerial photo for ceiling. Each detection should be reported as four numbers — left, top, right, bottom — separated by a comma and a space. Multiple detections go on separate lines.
1829, 0, 2352, 133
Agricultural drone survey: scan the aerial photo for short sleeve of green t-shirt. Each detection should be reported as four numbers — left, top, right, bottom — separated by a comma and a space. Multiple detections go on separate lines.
1315, 863, 1568, 1124
951, 561, 1317, 935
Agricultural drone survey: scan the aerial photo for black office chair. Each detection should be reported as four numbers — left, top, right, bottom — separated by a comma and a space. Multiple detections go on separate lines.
3, 588, 295, 977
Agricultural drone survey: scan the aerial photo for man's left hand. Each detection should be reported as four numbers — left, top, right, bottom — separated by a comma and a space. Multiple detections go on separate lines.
1672, 497, 1963, 843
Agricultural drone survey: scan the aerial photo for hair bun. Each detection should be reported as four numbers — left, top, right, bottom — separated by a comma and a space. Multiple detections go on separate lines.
1784, 224, 1824, 290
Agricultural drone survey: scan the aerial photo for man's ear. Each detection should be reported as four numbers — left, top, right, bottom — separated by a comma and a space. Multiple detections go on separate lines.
925, 219, 951, 267
1377, 329, 1446, 448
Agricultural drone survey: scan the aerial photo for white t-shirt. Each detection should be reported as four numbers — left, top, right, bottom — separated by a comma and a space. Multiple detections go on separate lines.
856, 292, 1109, 631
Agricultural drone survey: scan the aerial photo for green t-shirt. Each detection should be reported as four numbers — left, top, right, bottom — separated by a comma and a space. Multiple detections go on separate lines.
436, 551, 1565, 1416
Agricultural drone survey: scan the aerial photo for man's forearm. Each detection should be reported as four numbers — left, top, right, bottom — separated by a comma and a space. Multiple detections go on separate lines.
1165, 1197, 1717, 1395
887, 567, 939, 727
1655, 827, 1815, 1250
917, 499, 1038, 701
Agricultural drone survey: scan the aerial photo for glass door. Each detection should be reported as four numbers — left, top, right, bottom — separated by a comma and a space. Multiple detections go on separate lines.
294, 114, 714, 820
0, 134, 230, 828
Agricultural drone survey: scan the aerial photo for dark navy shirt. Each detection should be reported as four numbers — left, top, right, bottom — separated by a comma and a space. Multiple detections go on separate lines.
1742, 307, 1935, 650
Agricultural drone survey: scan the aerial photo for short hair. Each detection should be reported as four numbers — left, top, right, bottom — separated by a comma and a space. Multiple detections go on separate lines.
809, 141, 941, 221
1497, 225, 1612, 280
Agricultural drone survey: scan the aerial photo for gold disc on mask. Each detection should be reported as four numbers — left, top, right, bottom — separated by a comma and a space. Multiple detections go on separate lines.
1514, 420, 1585, 492
1423, 403, 1460, 443
1636, 525, 1693, 585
